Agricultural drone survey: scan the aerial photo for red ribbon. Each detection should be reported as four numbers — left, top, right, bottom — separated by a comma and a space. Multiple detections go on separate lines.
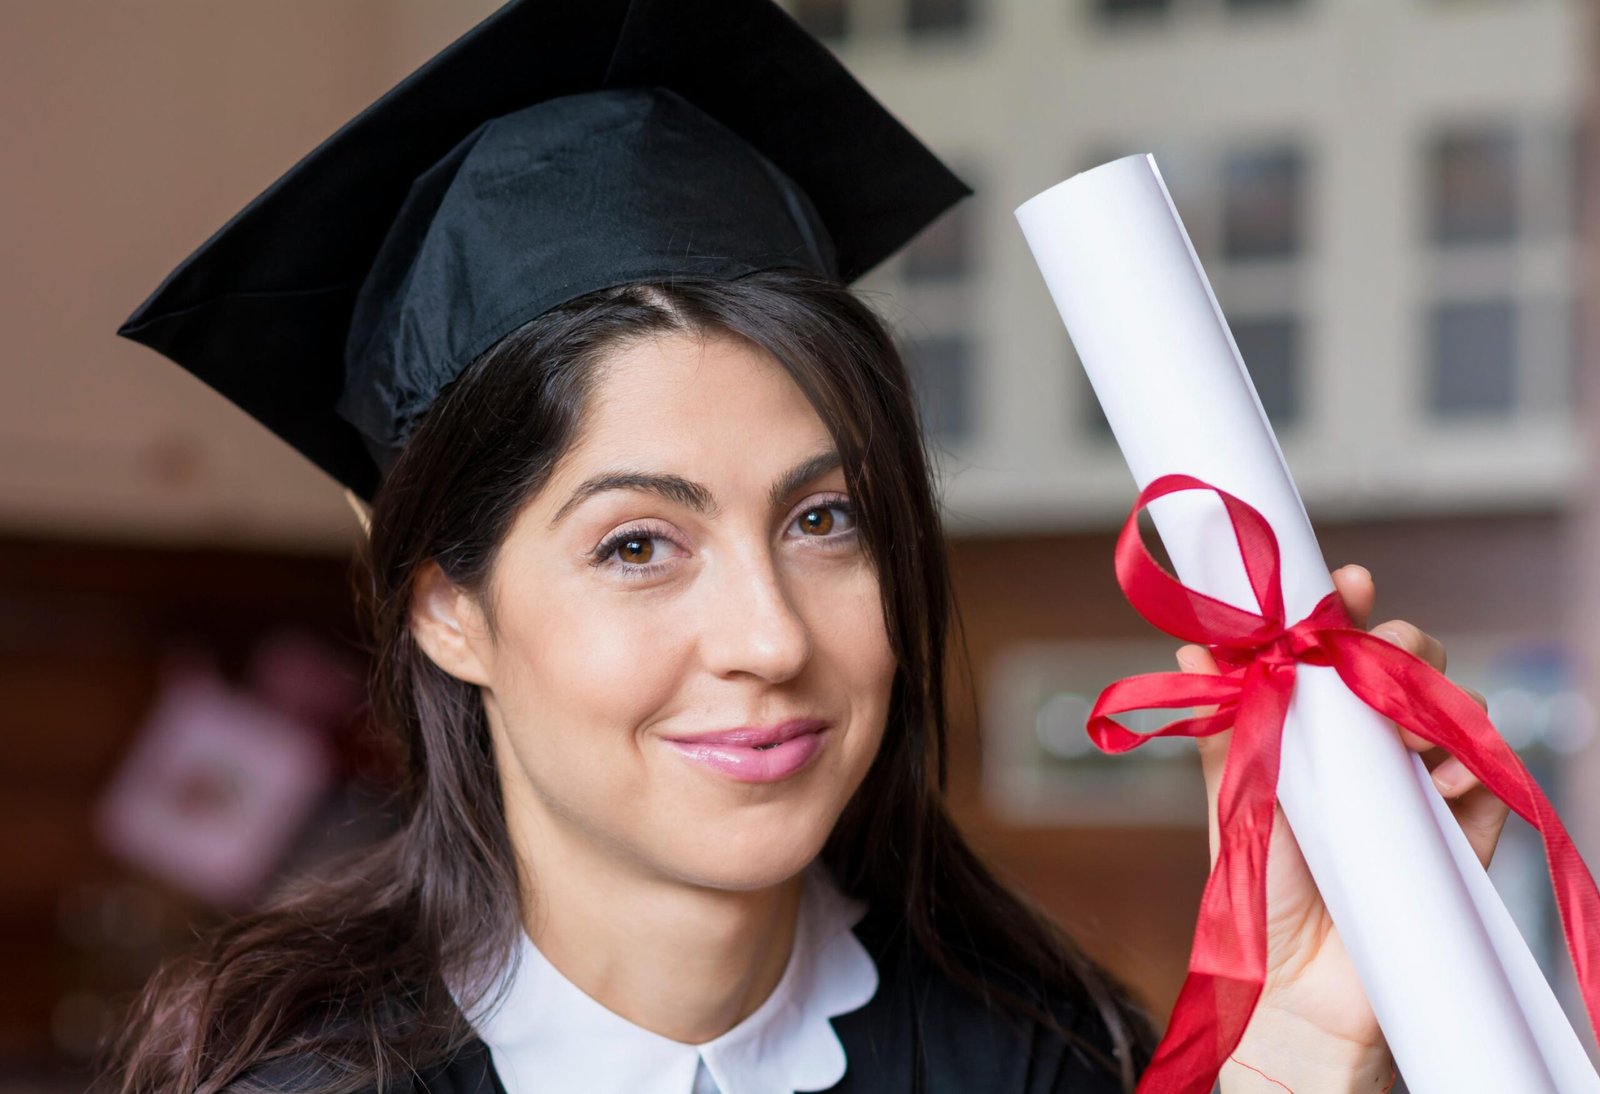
1089, 474, 1600, 1094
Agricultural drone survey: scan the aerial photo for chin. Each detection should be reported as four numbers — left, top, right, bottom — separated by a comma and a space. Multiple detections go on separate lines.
666, 806, 838, 894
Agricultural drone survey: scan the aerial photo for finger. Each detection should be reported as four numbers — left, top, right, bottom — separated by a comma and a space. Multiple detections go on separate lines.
1398, 725, 1443, 755
1430, 755, 1477, 798
1370, 618, 1447, 674
1426, 748, 1512, 870
1447, 782, 1513, 870
1176, 643, 1219, 681
1331, 564, 1375, 630
1366, 624, 1482, 755
1178, 644, 1227, 867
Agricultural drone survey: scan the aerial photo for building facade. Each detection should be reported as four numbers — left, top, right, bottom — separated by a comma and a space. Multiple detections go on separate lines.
796, 0, 1587, 525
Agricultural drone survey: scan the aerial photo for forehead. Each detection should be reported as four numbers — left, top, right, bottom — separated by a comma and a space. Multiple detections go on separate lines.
518, 326, 851, 531
574, 330, 828, 454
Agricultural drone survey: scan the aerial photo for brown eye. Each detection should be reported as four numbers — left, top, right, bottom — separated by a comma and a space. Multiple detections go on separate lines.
617, 537, 654, 564
799, 507, 834, 536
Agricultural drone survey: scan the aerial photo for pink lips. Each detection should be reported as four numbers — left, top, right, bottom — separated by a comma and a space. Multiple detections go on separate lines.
661, 718, 830, 784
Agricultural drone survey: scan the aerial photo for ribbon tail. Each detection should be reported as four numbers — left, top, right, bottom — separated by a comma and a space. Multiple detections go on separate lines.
1136, 666, 1293, 1093
1326, 631, 1600, 1049
1088, 672, 1243, 753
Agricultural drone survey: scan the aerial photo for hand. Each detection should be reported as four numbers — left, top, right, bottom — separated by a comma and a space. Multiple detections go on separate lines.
1182, 564, 1513, 1089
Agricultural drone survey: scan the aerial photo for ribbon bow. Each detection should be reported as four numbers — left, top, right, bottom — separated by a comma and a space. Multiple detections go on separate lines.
1089, 474, 1600, 1093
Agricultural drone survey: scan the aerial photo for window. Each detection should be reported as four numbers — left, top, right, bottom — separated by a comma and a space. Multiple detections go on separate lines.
791, 0, 848, 40
984, 640, 1209, 826
1092, 0, 1303, 24
1094, 0, 1173, 19
1232, 316, 1301, 427
904, 335, 974, 442
892, 156, 979, 445
1429, 300, 1516, 416
1429, 127, 1517, 245
907, 0, 974, 34
1222, 146, 1304, 260
1421, 118, 1579, 428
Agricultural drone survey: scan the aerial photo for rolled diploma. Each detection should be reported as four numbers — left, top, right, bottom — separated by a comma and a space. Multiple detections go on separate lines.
1015, 154, 1597, 1092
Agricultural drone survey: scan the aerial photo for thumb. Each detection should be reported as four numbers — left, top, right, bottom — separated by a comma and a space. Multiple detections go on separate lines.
1177, 644, 1228, 867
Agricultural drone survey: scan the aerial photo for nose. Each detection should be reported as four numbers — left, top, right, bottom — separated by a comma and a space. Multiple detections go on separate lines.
698, 547, 812, 683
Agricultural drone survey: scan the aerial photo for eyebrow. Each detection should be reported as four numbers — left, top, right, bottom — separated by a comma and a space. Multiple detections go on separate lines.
549, 450, 845, 528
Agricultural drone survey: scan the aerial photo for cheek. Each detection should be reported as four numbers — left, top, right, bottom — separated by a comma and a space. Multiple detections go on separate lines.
805, 565, 897, 758
818, 565, 896, 690
488, 581, 687, 782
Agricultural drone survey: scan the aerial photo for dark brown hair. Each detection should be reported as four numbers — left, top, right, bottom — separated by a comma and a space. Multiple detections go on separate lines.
102, 270, 1156, 1092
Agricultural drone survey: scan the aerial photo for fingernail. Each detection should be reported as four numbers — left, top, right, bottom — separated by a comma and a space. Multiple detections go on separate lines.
1433, 768, 1462, 795
1374, 628, 1402, 645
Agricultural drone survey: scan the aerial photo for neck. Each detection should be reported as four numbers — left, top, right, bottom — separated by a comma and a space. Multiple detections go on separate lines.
507, 801, 805, 1045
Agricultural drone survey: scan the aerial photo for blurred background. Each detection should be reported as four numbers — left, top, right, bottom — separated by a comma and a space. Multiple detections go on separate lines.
2, 0, 1597, 1089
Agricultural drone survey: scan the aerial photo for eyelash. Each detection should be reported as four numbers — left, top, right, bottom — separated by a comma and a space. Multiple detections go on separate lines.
590, 495, 859, 580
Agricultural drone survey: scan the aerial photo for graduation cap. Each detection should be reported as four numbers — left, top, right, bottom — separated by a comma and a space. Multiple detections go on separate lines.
117, 0, 970, 501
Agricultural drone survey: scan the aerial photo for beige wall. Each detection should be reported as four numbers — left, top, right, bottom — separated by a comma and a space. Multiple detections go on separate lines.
843, 0, 1588, 530
0, 1, 495, 551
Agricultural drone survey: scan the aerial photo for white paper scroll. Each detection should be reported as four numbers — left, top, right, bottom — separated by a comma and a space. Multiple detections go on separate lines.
1015, 154, 1597, 1093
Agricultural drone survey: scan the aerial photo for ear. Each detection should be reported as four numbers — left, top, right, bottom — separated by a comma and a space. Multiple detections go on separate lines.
409, 561, 494, 687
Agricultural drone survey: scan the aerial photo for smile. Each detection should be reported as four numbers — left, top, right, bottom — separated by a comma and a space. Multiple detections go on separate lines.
661, 723, 830, 784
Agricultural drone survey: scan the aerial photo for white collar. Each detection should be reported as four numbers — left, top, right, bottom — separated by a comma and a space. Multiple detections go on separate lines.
466, 865, 879, 1094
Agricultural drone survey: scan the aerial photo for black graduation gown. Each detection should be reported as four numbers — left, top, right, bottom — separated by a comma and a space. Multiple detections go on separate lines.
235, 907, 1131, 1094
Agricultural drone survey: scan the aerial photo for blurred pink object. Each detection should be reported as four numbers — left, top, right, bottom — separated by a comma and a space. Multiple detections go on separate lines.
96, 665, 333, 907
246, 630, 365, 731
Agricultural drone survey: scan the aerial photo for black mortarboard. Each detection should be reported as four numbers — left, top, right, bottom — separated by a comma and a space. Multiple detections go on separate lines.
117, 0, 970, 501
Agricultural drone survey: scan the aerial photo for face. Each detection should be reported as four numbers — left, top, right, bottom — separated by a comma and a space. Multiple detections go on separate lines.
424, 330, 896, 894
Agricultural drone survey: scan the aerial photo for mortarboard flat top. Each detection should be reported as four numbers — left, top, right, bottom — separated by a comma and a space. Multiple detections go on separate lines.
117, 0, 971, 500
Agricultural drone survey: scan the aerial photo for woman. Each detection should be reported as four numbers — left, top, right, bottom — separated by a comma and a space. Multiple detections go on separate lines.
104, 1, 1509, 1091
